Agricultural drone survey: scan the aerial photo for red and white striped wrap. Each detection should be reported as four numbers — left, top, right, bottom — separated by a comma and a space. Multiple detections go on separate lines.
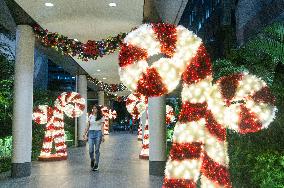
118, 23, 277, 188
137, 120, 143, 140
33, 92, 85, 160
139, 112, 149, 160
166, 105, 175, 125
126, 93, 148, 120
119, 23, 202, 97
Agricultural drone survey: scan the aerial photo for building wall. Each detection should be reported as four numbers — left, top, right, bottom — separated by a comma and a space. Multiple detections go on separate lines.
179, 0, 237, 59
154, 0, 188, 24
236, 0, 284, 45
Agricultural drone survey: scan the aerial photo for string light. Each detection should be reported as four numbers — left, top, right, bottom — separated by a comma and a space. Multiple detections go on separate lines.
33, 25, 126, 61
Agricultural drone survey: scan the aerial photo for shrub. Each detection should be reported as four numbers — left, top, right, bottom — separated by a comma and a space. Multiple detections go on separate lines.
0, 136, 12, 173
251, 151, 284, 188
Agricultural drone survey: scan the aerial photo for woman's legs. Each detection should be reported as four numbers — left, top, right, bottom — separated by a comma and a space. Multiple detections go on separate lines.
88, 131, 95, 162
94, 131, 102, 166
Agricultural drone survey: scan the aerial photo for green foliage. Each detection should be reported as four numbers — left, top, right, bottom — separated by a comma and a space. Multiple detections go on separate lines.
0, 136, 12, 173
0, 53, 14, 80
246, 23, 284, 64
251, 152, 284, 188
0, 51, 14, 137
166, 128, 174, 142
0, 157, 11, 173
0, 80, 13, 137
0, 136, 12, 158
212, 59, 248, 81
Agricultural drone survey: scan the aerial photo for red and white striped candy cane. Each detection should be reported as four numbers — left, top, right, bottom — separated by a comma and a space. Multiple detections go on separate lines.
101, 106, 117, 135
33, 92, 85, 161
126, 93, 148, 120
139, 110, 150, 159
118, 23, 277, 188
166, 105, 175, 125
137, 120, 143, 141
126, 93, 148, 140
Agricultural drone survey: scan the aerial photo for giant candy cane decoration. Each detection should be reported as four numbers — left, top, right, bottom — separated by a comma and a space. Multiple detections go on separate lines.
118, 23, 276, 187
33, 92, 85, 161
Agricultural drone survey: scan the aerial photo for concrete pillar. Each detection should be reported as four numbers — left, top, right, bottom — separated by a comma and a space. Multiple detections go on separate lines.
148, 96, 166, 176
78, 75, 87, 146
98, 91, 105, 106
11, 25, 35, 178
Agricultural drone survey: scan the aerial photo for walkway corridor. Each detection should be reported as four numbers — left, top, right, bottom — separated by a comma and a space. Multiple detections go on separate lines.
0, 133, 163, 188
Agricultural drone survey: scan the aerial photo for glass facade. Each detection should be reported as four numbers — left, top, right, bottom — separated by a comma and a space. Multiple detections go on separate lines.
48, 60, 75, 91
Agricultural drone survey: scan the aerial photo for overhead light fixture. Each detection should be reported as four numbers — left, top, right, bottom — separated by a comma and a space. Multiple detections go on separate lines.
109, 2, 116, 7
103, 77, 107, 80
97, 69, 101, 72
45, 2, 54, 7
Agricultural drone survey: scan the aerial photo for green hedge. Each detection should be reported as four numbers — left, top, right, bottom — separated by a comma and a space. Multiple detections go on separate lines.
0, 136, 12, 173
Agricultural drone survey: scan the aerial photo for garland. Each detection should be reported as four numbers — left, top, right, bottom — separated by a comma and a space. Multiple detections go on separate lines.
33, 25, 126, 61
86, 75, 127, 92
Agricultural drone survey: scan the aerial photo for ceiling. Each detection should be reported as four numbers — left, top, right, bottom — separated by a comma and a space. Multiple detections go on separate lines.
14, 0, 144, 96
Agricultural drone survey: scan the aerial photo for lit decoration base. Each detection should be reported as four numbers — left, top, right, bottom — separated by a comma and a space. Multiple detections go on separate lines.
118, 23, 276, 187
38, 154, 68, 161
33, 92, 86, 161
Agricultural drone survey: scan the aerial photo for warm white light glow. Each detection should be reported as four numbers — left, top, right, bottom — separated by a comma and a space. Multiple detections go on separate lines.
97, 69, 101, 72
74, 38, 78, 42
109, 2, 116, 7
103, 77, 106, 80
45, 2, 54, 7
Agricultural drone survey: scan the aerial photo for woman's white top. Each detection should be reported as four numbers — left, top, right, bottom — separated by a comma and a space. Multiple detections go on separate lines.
88, 114, 104, 131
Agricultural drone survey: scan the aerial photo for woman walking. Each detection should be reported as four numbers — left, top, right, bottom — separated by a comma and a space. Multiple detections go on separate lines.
83, 105, 105, 171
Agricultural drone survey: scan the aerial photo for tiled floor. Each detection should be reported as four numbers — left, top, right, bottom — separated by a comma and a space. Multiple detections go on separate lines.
0, 132, 163, 188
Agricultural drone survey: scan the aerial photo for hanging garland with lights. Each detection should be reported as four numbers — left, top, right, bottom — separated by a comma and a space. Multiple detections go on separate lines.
86, 75, 127, 92
33, 92, 86, 161
118, 23, 277, 187
33, 25, 127, 61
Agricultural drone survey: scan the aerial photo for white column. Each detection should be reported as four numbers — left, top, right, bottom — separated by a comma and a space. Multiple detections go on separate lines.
148, 96, 166, 176
98, 91, 105, 106
78, 75, 87, 146
12, 25, 34, 178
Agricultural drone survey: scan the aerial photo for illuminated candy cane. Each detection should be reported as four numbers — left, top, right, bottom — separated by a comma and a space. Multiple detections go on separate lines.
137, 121, 143, 141
101, 106, 117, 135
166, 105, 175, 125
126, 93, 148, 120
118, 23, 277, 188
33, 92, 85, 161
139, 109, 150, 160
126, 93, 148, 141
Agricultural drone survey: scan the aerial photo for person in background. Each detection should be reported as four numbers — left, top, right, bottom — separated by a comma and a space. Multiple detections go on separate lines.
83, 105, 105, 171
129, 118, 133, 133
